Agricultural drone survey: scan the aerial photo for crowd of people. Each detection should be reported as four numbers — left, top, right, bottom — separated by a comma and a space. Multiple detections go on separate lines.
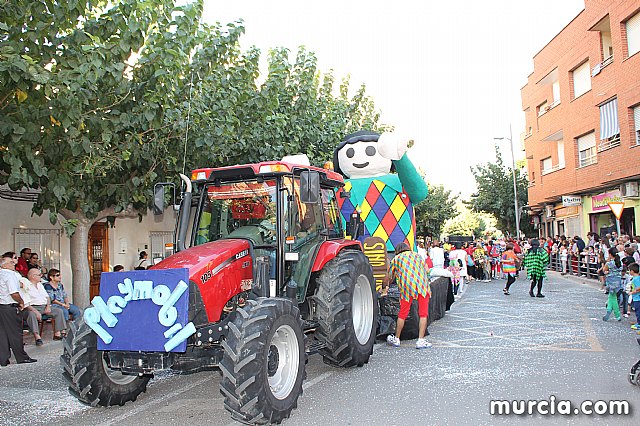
0, 248, 82, 366
422, 232, 640, 329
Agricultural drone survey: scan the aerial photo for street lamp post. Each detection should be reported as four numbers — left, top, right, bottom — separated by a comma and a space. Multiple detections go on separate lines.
494, 124, 520, 239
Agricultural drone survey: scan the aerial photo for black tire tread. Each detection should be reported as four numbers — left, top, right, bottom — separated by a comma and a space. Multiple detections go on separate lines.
60, 316, 150, 407
219, 298, 306, 425
315, 250, 378, 367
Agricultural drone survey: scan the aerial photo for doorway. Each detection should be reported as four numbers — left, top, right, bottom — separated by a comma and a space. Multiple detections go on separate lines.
88, 222, 109, 300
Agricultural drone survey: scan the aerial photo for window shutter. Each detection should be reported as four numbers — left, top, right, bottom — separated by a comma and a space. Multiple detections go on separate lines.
577, 132, 595, 151
627, 12, 640, 57
634, 105, 640, 144
572, 61, 591, 98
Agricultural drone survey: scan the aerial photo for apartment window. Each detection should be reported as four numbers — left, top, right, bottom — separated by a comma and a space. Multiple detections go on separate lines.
633, 105, 640, 145
577, 132, 597, 167
552, 80, 560, 105
13, 228, 61, 271
626, 11, 640, 57
598, 98, 620, 151
572, 61, 591, 99
541, 157, 552, 174
601, 30, 613, 60
537, 101, 548, 117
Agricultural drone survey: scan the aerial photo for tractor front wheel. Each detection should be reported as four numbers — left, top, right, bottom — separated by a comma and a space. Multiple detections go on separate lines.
219, 298, 306, 424
60, 316, 150, 406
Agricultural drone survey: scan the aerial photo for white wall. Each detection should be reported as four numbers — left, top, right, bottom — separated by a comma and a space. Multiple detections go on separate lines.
0, 198, 177, 302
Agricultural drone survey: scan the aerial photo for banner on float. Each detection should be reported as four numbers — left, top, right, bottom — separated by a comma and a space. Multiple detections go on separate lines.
83, 268, 195, 353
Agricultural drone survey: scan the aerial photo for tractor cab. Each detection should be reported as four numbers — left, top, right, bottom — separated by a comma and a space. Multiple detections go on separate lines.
178, 162, 348, 303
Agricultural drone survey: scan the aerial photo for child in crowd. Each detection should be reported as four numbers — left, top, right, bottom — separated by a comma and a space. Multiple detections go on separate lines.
629, 263, 640, 331
559, 242, 569, 275
603, 248, 623, 322
448, 259, 462, 295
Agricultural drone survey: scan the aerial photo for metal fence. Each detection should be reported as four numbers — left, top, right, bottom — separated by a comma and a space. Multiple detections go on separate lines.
547, 253, 600, 280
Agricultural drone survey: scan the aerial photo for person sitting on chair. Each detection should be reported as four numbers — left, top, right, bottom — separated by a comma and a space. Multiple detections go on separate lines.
22, 268, 66, 344
44, 269, 82, 329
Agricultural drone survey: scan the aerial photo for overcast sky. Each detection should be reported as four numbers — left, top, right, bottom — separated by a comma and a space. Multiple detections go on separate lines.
201, 0, 585, 197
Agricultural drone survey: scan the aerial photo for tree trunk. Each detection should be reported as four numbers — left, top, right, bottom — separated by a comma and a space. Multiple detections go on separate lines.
61, 206, 138, 309
69, 218, 92, 308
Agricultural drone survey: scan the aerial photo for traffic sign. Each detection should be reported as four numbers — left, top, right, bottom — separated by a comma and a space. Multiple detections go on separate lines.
608, 202, 625, 220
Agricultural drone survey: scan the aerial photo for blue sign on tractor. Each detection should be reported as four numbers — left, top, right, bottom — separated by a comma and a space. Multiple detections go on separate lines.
83, 268, 195, 352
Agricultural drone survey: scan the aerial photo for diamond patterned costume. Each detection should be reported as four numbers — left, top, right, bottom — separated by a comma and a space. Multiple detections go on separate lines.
337, 154, 428, 252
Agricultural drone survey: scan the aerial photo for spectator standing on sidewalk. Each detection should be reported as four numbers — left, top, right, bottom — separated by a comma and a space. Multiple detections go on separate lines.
603, 248, 623, 322
559, 241, 569, 275
0, 253, 36, 365
523, 239, 549, 298
386, 243, 432, 349
429, 241, 445, 270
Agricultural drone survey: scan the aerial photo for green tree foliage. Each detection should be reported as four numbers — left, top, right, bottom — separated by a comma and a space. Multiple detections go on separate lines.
0, 0, 385, 305
468, 145, 532, 238
414, 184, 457, 238
442, 202, 479, 237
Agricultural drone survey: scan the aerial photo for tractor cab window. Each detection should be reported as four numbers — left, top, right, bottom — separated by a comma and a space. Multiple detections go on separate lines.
195, 180, 277, 246
321, 188, 342, 238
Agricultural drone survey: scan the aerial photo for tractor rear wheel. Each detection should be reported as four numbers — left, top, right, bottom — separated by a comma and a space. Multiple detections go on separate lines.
315, 250, 378, 367
219, 298, 306, 424
60, 316, 150, 406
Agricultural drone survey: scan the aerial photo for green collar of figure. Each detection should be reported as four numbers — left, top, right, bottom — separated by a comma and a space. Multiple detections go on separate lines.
347, 174, 402, 205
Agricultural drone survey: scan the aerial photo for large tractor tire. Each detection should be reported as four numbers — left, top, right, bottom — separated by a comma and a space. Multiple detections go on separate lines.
315, 249, 378, 367
219, 298, 306, 425
60, 316, 150, 406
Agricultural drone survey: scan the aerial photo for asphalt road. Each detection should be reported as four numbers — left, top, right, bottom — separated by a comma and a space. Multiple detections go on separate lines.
1, 271, 639, 425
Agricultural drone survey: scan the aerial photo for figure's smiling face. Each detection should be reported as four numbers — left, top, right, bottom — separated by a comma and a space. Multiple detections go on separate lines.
337, 141, 392, 178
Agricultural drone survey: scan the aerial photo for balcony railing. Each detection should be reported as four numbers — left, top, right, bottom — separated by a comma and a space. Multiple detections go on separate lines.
541, 164, 564, 175
598, 135, 620, 152
578, 155, 597, 168
591, 55, 614, 77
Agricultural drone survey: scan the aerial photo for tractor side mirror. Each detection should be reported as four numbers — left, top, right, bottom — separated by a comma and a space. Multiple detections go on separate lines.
153, 184, 165, 215
300, 170, 320, 204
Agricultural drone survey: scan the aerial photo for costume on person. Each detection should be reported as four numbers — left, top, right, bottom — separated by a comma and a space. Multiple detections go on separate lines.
501, 250, 519, 294
389, 251, 431, 321
0, 269, 32, 365
603, 259, 623, 321
522, 240, 549, 297
334, 131, 428, 252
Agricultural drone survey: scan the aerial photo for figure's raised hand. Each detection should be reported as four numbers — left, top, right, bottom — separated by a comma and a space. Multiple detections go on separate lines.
377, 132, 414, 161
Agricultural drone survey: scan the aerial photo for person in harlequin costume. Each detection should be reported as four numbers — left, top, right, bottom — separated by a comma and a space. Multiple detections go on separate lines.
333, 130, 428, 252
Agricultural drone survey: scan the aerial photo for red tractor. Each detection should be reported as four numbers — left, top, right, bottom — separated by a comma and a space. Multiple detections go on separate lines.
61, 161, 378, 424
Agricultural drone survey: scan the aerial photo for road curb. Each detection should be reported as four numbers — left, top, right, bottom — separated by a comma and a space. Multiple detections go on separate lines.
547, 270, 601, 290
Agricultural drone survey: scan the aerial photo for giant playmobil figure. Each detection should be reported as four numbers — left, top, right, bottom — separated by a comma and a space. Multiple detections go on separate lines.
334, 130, 428, 252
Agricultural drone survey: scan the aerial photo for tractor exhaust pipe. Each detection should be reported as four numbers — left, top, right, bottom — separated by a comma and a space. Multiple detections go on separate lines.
176, 173, 192, 253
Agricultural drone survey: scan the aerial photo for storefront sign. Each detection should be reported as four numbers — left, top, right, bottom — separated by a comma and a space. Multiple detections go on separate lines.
562, 195, 581, 207
592, 190, 622, 212
85, 268, 195, 353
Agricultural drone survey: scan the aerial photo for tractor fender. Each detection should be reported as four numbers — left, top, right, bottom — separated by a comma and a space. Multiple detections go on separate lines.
311, 240, 362, 272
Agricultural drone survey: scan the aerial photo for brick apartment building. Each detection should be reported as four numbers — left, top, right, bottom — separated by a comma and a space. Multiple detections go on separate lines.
521, 0, 640, 239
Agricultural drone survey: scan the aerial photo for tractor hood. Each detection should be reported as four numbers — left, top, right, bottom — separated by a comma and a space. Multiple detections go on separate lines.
152, 239, 253, 322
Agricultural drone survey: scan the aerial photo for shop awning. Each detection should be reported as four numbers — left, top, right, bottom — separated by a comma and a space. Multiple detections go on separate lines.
599, 98, 619, 140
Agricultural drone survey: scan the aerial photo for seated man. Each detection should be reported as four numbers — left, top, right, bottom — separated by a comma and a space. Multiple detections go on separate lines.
22, 268, 65, 345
